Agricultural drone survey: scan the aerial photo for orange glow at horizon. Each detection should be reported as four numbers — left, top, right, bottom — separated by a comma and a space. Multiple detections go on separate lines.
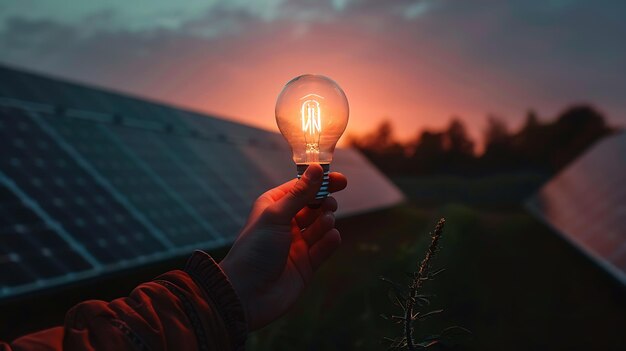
132, 23, 566, 150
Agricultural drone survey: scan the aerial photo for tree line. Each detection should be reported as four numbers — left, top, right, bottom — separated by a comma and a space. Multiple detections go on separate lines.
348, 105, 616, 176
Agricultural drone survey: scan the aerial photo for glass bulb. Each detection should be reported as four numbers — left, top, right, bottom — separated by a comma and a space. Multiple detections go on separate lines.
275, 75, 349, 195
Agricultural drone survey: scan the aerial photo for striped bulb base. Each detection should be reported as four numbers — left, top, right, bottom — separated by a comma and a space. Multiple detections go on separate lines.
296, 163, 331, 206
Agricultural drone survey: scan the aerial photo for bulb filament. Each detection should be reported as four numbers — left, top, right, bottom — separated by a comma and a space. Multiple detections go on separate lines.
301, 99, 322, 135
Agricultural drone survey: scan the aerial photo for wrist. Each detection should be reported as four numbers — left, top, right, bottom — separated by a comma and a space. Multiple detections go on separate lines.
219, 257, 252, 329
184, 251, 248, 346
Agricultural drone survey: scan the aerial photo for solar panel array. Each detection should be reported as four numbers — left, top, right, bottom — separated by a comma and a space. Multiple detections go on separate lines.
526, 133, 626, 285
0, 65, 404, 299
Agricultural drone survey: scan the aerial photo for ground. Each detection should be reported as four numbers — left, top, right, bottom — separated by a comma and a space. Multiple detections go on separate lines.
249, 200, 626, 350
1, 176, 625, 350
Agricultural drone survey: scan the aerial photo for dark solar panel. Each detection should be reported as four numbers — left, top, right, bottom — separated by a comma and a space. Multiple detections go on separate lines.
0, 182, 92, 291
158, 135, 247, 226
527, 134, 626, 284
185, 138, 271, 201
42, 114, 209, 247
109, 125, 229, 241
0, 107, 166, 265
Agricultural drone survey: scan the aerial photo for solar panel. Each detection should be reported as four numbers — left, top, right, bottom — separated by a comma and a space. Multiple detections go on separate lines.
0, 107, 167, 264
0, 64, 404, 300
41, 113, 215, 247
526, 133, 626, 284
0, 181, 92, 291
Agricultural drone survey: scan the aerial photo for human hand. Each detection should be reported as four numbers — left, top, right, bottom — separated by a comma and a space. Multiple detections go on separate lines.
219, 164, 347, 330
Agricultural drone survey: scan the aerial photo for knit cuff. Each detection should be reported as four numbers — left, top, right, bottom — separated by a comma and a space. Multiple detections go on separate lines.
185, 250, 247, 351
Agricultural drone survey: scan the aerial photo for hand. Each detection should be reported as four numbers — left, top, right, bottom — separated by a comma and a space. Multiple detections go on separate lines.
219, 164, 348, 330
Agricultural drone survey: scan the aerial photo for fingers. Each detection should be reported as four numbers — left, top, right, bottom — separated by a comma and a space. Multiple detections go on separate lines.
264, 164, 324, 223
291, 173, 345, 228
255, 167, 347, 225
328, 173, 347, 193
301, 211, 335, 246
258, 179, 297, 204
295, 196, 337, 229
309, 229, 342, 271
264, 172, 346, 200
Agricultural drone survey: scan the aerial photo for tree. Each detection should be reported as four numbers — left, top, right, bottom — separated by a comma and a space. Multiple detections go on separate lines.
481, 115, 516, 172
348, 119, 408, 174
443, 118, 474, 157
441, 118, 475, 174
350, 105, 614, 177
549, 105, 613, 171
409, 130, 446, 175
484, 115, 510, 147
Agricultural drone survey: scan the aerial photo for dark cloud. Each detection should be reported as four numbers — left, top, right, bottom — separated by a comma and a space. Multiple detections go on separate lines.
404, 0, 626, 104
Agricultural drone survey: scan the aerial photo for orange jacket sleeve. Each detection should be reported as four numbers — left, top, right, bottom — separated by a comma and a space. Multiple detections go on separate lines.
1, 251, 247, 351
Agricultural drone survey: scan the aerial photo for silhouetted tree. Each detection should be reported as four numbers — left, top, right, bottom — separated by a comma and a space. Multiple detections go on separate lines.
443, 118, 474, 156
507, 109, 546, 171
440, 118, 475, 174
350, 104, 614, 177
481, 116, 516, 172
510, 105, 613, 173
484, 115, 510, 147
549, 105, 612, 171
409, 130, 446, 175
349, 119, 408, 174
524, 110, 540, 129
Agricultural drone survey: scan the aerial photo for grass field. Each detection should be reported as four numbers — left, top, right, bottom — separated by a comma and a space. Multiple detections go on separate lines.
250, 201, 626, 350
2, 175, 624, 350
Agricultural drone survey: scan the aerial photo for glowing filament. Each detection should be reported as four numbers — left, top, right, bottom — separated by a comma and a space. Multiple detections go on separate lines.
301, 99, 322, 135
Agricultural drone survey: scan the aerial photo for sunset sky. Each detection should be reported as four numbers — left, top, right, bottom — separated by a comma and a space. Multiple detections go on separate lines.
0, 0, 624, 146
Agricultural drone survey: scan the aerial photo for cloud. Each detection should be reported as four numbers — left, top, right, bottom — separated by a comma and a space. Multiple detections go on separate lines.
0, 0, 624, 140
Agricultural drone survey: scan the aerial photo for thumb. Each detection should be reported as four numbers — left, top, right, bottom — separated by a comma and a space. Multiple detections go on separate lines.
267, 164, 323, 222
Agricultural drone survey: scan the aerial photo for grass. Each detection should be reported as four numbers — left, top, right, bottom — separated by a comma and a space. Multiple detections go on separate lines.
2, 175, 624, 350
249, 203, 626, 350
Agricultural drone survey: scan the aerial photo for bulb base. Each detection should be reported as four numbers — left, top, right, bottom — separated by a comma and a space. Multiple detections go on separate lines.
297, 163, 330, 205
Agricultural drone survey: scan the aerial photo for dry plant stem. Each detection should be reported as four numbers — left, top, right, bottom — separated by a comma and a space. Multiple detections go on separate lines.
404, 218, 445, 351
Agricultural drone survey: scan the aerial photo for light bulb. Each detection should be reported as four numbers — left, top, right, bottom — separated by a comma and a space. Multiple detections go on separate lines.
275, 74, 349, 200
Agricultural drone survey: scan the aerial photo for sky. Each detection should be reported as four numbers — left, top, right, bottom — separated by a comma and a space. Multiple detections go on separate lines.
0, 0, 624, 147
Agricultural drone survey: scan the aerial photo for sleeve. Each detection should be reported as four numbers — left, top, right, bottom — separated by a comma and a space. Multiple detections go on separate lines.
1, 251, 247, 351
